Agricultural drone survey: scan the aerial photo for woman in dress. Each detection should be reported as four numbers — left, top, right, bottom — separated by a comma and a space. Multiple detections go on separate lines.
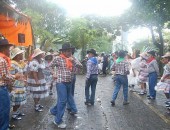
10, 48, 26, 120
27, 48, 48, 112
43, 52, 54, 95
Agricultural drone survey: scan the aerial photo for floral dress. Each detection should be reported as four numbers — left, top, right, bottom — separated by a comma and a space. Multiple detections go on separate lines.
10, 60, 26, 106
43, 61, 53, 87
27, 59, 48, 98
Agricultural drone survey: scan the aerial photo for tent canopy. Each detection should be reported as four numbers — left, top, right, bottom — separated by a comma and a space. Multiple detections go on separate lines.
0, 1, 33, 47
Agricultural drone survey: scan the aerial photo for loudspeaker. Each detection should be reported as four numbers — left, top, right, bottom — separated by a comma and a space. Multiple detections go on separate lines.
18, 33, 25, 43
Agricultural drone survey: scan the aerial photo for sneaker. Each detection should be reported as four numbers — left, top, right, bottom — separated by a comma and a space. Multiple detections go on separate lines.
12, 114, 22, 120
53, 121, 66, 129
35, 107, 43, 112
110, 100, 115, 106
69, 111, 77, 115
18, 112, 25, 116
49, 91, 53, 95
165, 101, 170, 105
123, 101, 129, 105
84, 101, 92, 106
147, 96, 155, 100
138, 92, 145, 95
39, 104, 44, 108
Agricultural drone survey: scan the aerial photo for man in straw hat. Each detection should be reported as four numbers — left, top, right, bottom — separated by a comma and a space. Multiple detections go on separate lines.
0, 38, 20, 129
49, 43, 78, 128
84, 49, 98, 106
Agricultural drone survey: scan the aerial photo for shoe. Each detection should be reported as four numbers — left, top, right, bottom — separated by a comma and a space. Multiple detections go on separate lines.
67, 108, 71, 112
138, 92, 145, 95
123, 101, 129, 105
35, 107, 43, 112
165, 101, 170, 105
49, 91, 53, 95
53, 121, 66, 129
110, 100, 115, 106
84, 101, 92, 106
39, 104, 44, 108
18, 112, 25, 116
147, 96, 155, 100
69, 111, 77, 115
12, 114, 22, 120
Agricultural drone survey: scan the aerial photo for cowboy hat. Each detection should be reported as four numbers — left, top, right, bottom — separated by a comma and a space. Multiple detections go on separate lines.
45, 52, 52, 57
147, 51, 155, 56
0, 38, 13, 46
87, 49, 97, 56
10, 47, 25, 59
162, 52, 170, 58
32, 48, 45, 58
59, 43, 75, 51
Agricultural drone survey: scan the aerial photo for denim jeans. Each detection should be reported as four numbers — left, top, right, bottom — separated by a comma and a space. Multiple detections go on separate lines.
85, 74, 98, 104
148, 72, 157, 98
112, 75, 128, 101
50, 82, 77, 124
0, 86, 10, 130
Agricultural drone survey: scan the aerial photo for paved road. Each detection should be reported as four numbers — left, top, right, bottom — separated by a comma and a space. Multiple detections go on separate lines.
11, 75, 170, 130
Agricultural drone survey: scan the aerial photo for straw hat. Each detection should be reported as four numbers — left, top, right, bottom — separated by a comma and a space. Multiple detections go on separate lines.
139, 52, 148, 59
32, 48, 45, 58
162, 52, 170, 58
10, 47, 25, 59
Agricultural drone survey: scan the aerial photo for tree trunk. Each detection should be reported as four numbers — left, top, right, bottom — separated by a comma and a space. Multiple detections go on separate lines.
157, 25, 164, 56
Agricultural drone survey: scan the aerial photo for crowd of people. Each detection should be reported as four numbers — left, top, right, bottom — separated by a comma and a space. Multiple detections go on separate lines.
0, 36, 170, 129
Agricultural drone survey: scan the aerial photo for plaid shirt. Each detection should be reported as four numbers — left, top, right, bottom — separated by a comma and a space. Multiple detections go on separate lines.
72, 57, 83, 74
51, 56, 73, 83
0, 57, 9, 86
112, 61, 129, 75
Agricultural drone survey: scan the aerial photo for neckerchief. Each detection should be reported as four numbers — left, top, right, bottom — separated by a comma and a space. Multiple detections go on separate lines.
0, 52, 11, 69
147, 57, 155, 63
116, 57, 124, 63
60, 54, 73, 71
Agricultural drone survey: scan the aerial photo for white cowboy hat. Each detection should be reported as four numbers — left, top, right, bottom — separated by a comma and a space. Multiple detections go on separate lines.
10, 47, 25, 59
32, 48, 45, 58
162, 52, 170, 58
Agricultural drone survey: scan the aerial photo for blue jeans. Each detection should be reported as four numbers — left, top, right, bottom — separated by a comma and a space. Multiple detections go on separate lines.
50, 82, 77, 124
148, 72, 157, 98
112, 75, 128, 101
85, 74, 98, 104
0, 86, 10, 130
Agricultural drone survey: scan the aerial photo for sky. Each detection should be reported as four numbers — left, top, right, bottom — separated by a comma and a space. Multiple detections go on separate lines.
48, 0, 150, 46
48, 0, 132, 17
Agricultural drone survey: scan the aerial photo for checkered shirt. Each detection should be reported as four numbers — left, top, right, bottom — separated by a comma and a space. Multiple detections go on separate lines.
86, 58, 98, 79
0, 57, 9, 86
51, 56, 73, 83
112, 61, 129, 75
